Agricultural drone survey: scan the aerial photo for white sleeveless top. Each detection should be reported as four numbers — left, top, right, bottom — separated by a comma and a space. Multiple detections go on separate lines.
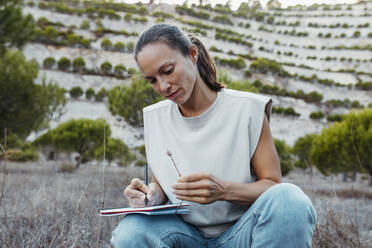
143, 88, 272, 237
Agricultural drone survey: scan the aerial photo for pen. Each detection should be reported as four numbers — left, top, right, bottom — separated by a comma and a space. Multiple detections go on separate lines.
144, 163, 148, 206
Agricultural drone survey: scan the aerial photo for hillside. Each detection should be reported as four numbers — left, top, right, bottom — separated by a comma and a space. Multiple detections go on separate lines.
21, 0, 372, 149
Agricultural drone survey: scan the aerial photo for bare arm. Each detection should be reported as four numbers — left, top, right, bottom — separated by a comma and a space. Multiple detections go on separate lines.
222, 114, 281, 205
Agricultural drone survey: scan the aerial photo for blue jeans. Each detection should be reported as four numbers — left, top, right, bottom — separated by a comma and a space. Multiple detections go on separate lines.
111, 183, 316, 248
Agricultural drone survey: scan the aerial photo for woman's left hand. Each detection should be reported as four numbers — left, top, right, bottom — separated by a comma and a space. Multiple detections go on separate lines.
172, 172, 228, 204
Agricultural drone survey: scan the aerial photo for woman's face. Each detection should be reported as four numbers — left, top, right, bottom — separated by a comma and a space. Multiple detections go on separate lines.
136, 41, 198, 105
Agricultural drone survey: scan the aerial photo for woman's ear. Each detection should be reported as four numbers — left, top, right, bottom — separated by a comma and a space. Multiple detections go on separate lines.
189, 45, 198, 64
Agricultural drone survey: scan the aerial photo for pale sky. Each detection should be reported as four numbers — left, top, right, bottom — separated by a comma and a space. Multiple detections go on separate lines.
117, 0, 359, 10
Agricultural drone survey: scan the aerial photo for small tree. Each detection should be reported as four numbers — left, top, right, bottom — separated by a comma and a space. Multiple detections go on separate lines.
310, 111, 325, 119
126, 41, 134, 52
101, 61, 112, 75
274, 138, 293, 176
293, 134, 317, 174
95, 88, 107, 102
80, 20, 90, 30
57, 57, 71, 71
94, 137, 134, 165
69, 86, 83, 99
114, 64, 126, 77
43, 57, 55, 69
311, 109, 372, 185
34, 119, 111, 168
85, 87, 95, 100
44, 26, 59, 42
353, 30, 361, 38
72, 57, 85, 72
101, 38, 112, 50
114, 41, 125, 52
108, 77, 163, 127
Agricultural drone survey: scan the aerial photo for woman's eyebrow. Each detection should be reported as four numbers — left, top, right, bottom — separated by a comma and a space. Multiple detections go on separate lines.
145, 62, 173, 79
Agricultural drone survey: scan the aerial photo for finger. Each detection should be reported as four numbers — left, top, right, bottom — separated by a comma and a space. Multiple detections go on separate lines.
130, 178, 148, 193
172, 180, 210, 190
175, 195, 211, 205
173, 189, 212, 197
124, 186, 147, 199
177, 172, 212, 183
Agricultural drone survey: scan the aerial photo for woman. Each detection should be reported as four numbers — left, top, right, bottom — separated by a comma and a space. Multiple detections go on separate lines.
111, 24, 316, 248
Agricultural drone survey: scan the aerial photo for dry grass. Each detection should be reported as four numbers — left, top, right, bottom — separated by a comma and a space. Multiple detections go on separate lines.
0, 162, 371, 247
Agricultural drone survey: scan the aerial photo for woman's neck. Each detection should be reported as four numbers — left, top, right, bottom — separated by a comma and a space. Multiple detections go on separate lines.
178, 77, 217, 117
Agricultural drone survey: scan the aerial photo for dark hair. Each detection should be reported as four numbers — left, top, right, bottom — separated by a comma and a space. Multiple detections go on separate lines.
134, 24, 224, 91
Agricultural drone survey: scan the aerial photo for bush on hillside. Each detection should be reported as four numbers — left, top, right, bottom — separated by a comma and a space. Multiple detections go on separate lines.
95, 88, 107, 102
212, 14, 233, 25
101, 61, 112, 74
43, 57, 55, 69
114, 41, 125, 52
69, 86, 83, 99
72, 57, 85, 72
57, 57, 71, 71
101, 38, 112, 50
85, 88, 95, 100
310, 111, 325, 119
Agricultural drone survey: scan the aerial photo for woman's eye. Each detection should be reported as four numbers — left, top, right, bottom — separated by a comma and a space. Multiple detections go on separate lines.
165, 67, 174, 75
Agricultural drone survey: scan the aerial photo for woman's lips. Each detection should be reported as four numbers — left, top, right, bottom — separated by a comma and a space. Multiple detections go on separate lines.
167, 89, 179, 99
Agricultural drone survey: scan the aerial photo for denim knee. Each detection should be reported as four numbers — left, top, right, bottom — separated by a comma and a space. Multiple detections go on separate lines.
111, 214, 150, 248
263, 183, 317, 226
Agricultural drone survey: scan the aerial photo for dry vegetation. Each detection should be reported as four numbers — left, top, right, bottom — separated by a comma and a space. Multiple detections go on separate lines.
0, 162, 371, 247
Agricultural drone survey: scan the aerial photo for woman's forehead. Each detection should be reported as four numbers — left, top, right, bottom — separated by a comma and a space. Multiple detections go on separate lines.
137, 42, 181, 74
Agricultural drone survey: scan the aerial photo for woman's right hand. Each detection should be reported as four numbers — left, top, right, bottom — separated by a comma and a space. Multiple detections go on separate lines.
123, 178, 165, 208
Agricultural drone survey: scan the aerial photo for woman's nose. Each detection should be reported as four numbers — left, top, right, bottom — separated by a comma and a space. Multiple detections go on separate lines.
158, 77, 171, 93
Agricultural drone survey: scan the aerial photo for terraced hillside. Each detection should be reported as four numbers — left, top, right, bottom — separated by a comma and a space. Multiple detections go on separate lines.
21, 0, 372, 150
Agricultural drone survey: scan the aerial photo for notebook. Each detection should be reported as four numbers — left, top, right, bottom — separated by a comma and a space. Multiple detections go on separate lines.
99, 203, 190, 216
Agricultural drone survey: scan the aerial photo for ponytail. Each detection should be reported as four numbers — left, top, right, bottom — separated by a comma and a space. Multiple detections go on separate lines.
188, 34, 224, 91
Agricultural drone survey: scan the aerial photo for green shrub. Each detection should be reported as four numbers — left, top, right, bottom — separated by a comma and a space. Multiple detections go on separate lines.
108, 78, 163, 127
114, 64, 126, 77
356, 81, 372, 90
244, 70, 252, 77
69, 86, 83, 99
368, 32, 372, 38
310, 111, 325, 119
101, 38, 112, 50
227, 80, 258, 93
72, 57, 85, 72
114, 41, 125, 52
353, 30, 361, 38
124, 13, 132, 22
57, 57, 71, 71
127, 67, 136, 75
6, 148, 39, 162
126, 41, 134, 52
249, 58, 289, 77
85, 87, 95, 100
44, 26, 59, 41
210, 46, 223, 52
133, 16, 147, 23
272, 106, 300, 117
327, 113, 344, 122
212, 14, 233, 25
43, 57, 55, 69
274, 139, 293, 176
95, 88, 107, 102
80, 20, 90, 30
101, 61, 112, 74
214, 57, 246, 69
